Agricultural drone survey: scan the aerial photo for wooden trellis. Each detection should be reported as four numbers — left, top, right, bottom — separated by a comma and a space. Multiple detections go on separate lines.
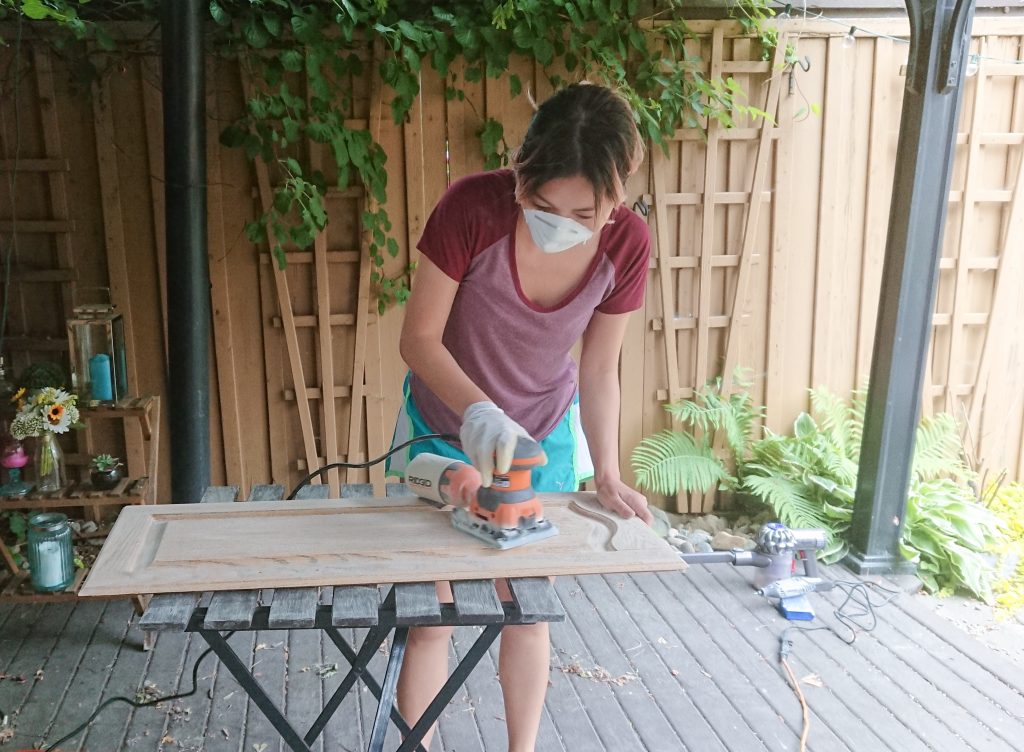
650, 31, 787, 511
931, 47, 1024, 473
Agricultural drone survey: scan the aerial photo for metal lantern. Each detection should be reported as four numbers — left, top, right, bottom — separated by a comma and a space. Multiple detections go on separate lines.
66, 299, 129, 405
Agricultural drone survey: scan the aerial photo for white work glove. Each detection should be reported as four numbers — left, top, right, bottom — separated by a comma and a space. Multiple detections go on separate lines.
459, 401, 542, 488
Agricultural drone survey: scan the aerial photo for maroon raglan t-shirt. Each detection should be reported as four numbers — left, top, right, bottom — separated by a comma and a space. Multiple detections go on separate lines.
409, 169, 650, 442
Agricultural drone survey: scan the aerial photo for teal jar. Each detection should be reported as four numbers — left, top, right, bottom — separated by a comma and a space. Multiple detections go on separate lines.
27, 512, 74, 592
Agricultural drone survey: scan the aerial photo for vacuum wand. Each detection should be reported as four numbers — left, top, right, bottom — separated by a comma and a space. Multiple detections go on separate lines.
679, 522, 828, 584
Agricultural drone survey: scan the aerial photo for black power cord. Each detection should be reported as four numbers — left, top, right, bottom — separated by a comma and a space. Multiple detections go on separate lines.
43, 632, 235, 752
286, 433, 457, 499
43, 433, 457, 750
776, 578, 901, 752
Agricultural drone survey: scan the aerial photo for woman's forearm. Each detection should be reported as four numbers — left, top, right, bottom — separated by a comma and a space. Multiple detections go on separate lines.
578, 366, 622, 483
400, 334, 490, 418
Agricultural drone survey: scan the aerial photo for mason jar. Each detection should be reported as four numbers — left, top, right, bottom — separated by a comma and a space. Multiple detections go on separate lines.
27, 512, 74, 592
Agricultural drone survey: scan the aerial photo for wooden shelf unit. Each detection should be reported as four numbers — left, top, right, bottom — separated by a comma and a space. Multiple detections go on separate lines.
0, 396, 160, 605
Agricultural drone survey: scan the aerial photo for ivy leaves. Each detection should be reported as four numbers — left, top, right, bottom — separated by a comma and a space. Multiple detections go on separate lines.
208, 0, 779, 309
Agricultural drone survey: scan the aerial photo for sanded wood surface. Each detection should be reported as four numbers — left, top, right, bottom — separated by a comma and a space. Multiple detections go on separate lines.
80, 494, 683, 596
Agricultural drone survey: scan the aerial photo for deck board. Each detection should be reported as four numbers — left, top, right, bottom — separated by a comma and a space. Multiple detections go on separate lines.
4, 565, 1024, 751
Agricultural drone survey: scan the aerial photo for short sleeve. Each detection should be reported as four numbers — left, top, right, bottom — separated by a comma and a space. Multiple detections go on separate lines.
417, 170, 517, 283
596, 211, 651, 314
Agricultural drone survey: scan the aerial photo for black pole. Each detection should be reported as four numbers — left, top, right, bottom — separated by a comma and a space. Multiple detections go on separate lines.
162, 0, 210, 503
845, 0, 976, 574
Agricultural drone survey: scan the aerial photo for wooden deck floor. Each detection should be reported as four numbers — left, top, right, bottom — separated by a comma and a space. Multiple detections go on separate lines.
2, 563, 1023, 751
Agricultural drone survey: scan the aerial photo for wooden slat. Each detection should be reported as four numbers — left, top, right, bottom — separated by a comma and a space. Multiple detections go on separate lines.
141, 55, 169, 358
200, 485, 239, 503
970, 107, 1024, 439
315, 229, 341, 496
693, 27, 725, 392
331, 585, 380, 626
507, 578, 564, 621
0, 219, 73, 232
139, 593, 197, 631
364, 310, 387, 494
308, 78, 342, 498
204, 590, 260, 630
0, 158, 68, 171
243, 76, 320, 478
345, 45, 380, 486
719, 36, 786, 391
248, 484, 286, 501
451, 580, 505, 622
811, 34, 848, 391
395, 582, 442, 625
259, 250, 361, 265
268, 587, 319, 628
652, 148, 681, 405
858, 39, 896, 379
207, 60, 246, 491
943, 39, 991, 414
271, 312, 357, 327
92, 76, 139, 396
295, 484, 331, 500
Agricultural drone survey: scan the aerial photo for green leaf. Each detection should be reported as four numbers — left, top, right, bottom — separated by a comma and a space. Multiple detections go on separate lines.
219, 124, 248, 148
533, 37, 554, 66
631, 430, 729, 495
509, 74, 522, 98
262, 14, 282, 38
386, 237, 400, 257
94, 26, 117, 52
243, 18, 270, 49
793, 412, 817, 440
209, 1, 230, 26
280, 50, 304, 73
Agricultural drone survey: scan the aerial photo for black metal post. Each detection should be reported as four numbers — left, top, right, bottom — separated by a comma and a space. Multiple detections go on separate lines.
162, 0, 210, 503
845, 0, 976, 574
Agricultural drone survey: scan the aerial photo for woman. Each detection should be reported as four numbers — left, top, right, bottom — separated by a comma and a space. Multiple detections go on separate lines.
388, 82, 652, 752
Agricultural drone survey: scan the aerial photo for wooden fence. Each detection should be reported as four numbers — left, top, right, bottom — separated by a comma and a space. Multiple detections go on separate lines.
1, 17, 1023, 509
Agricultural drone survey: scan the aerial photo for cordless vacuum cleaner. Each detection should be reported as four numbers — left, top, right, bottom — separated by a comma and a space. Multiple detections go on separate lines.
405, 436, 558, 550
680, 522, 832, 620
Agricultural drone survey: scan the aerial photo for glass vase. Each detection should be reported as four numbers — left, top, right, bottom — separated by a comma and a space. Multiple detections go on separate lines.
33, 432, 65, 493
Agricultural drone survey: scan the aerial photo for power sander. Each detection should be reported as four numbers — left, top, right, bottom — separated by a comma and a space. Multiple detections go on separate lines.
405, 436, 558, 550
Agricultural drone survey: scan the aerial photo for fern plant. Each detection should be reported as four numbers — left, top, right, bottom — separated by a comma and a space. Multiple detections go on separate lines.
631, 375, 761, 496
633, 378, 1005, 592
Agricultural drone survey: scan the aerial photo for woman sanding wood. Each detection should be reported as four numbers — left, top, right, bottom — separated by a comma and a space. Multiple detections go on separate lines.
387, 82, 653, 752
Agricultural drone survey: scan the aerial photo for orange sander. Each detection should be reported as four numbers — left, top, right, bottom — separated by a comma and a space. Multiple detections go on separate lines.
405, 436, 558, 549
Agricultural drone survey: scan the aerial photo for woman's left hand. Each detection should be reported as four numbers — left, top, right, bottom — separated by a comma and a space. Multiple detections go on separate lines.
595, 478, 653, 525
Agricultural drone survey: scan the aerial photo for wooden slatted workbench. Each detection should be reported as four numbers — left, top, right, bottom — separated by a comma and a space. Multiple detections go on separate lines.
83, 483, 684, 752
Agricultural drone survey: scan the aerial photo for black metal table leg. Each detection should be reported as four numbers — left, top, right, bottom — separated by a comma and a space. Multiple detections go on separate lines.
305, 625, 390, 745
367, 627, 409, 752
199, 629, 313, 752
323, 627, 427, 751
395, 624, 504, 752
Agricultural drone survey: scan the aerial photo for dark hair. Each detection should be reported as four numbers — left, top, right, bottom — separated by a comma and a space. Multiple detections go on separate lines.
512, 82, 644, 208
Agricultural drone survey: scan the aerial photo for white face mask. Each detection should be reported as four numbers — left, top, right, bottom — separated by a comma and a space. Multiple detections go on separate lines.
523, 209, 594, 254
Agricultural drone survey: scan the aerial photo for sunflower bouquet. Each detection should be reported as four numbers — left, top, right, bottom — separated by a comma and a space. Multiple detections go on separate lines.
10, 387, 82, 439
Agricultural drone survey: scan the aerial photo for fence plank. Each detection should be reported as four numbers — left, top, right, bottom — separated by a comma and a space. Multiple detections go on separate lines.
943, 38, 991, 417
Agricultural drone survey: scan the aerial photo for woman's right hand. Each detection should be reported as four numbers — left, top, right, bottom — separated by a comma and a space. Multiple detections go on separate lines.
459, 401, 539, 488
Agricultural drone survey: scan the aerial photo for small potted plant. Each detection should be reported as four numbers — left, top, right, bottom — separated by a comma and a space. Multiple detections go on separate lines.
89, 454, 124, 491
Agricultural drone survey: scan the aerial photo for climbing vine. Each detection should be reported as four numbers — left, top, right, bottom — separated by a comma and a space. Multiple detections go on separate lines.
2, 0, 780, 311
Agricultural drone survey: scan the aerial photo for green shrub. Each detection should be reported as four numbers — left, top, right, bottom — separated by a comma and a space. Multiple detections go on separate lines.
632, 380, 1006, 599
